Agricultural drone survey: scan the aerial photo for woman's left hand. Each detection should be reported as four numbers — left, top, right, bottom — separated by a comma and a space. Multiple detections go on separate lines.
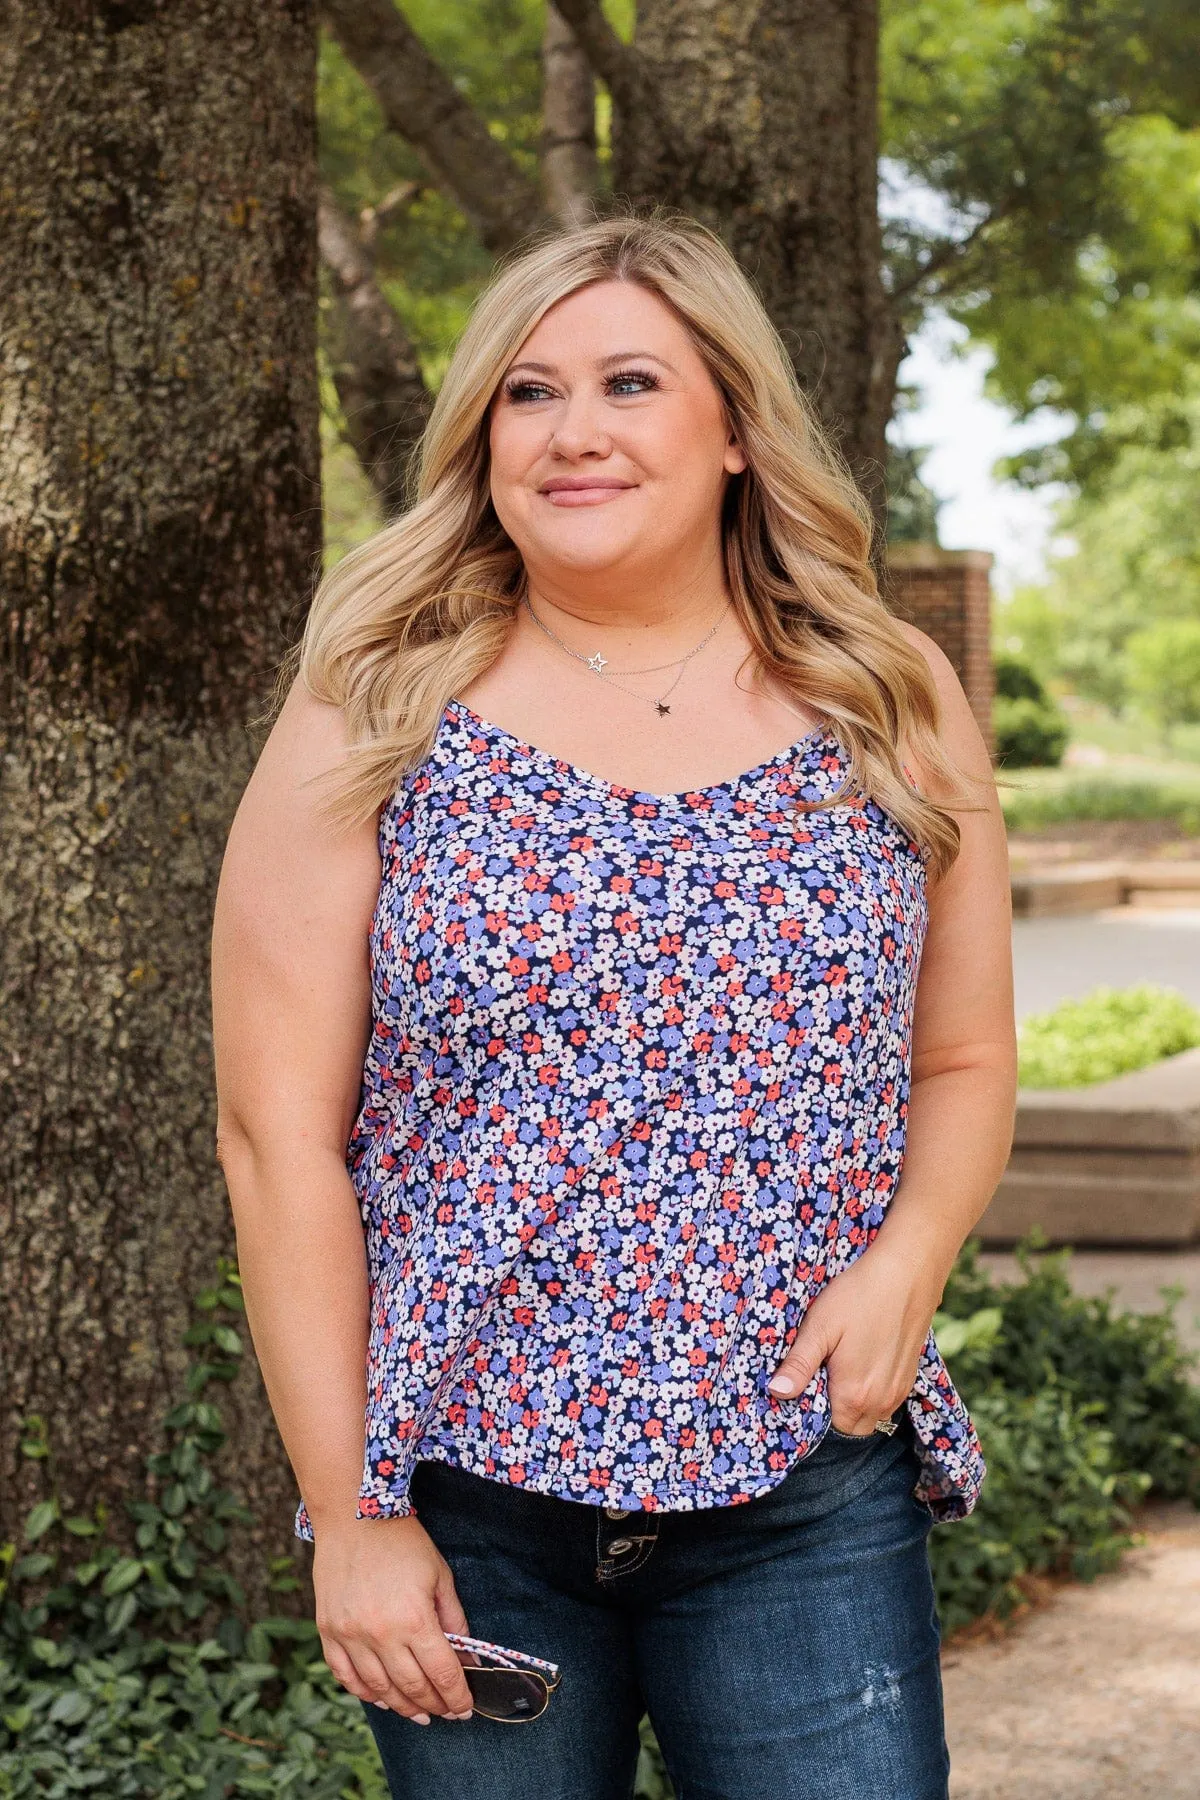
766, 1236, 947, 1434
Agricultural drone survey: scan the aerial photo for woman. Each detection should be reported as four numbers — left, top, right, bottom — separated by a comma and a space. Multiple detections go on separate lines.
212, 212, 1016, 1800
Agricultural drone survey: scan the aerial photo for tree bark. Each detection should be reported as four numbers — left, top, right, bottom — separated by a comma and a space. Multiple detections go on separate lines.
542, 4, 600, 227
319, 184, 431, 517
0, 0, 320, 1609
561, 0, 904, 526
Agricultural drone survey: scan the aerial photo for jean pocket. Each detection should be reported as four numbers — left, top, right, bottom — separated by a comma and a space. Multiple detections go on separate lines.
824, 1423, 878, 1445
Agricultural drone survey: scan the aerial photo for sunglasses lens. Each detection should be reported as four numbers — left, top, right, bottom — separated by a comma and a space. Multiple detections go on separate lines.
463, 1667, 549, 1721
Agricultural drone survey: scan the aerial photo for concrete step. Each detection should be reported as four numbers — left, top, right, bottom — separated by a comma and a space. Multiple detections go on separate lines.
1011, 859, 1200, 917
978, 1048, 1200, 1247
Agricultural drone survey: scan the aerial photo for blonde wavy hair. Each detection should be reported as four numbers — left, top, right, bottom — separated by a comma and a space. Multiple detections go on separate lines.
283, 208, 985, 879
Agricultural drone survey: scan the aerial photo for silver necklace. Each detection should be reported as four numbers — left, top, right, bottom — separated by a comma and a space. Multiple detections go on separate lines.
521, 593, 729, 716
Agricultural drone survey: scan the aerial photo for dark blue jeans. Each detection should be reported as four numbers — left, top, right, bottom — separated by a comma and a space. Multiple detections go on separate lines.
363, 1409, 950, 1800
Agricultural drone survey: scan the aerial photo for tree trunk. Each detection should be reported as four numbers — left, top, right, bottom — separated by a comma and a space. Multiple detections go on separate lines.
613, 0, 903, 525
542, 4, 600, 226
0, 0, 319, 1609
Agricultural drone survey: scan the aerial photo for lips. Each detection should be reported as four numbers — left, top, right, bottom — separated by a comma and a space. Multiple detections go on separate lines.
539, 480, 636, 507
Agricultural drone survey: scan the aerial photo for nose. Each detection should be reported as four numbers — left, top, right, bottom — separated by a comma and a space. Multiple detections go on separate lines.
547, 388, 612, 460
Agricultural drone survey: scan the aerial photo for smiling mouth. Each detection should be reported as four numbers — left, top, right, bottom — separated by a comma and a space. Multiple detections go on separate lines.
540, 484, 636, 507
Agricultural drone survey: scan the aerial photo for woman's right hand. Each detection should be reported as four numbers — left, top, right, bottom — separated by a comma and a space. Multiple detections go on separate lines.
313, 1514, 478, 1724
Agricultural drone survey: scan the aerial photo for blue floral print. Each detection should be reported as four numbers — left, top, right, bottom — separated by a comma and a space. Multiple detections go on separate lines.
294, 696, 986, 1540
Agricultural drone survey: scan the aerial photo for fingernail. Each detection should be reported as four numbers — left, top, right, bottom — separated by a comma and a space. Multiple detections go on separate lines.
412, 1713, 431, 1726
371, 1701, 389, 1710
768, 1373, 795, 1395
452, 1709, 474, 1720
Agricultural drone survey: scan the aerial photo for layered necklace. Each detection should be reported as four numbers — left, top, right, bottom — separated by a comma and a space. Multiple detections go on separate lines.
521, 592, 730, 716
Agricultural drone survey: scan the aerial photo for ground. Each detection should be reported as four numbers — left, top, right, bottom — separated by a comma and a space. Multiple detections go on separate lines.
943, 1497, 1200, 1798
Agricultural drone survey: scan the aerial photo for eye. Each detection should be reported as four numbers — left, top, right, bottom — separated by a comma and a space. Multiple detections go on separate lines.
502, 378, 556, 405
605, 369, 661, 397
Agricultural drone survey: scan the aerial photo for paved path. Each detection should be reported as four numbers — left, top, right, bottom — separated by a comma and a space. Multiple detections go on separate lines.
1013, 909, 1200, 1020
944, 1500, 1200, 1797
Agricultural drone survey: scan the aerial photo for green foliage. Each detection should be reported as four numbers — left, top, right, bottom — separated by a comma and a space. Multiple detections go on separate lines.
1125, 619, 1200, 743
0, 1260, 386, 1799
1001, 774, 1200, 834
885, 441, 943, 545
984, 119, 1200, 496
994, 653, 1046, 704
994, 695, 1070, 767
931, 1236, 1200, 1631
992, 653, 1070, 766
993, 585, 1067, 677
1017, 982, 1200, 1088
1034, 373, 1200, 711
882, 0, 1200, 495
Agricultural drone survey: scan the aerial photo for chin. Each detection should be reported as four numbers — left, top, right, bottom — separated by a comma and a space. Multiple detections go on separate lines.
528, 526, 647, 574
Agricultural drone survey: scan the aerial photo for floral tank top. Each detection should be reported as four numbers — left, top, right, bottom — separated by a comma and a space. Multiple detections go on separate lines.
294, 696, 987, 1540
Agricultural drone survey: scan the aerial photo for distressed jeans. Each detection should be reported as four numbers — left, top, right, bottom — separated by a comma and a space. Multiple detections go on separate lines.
363, 1408, 951, 1800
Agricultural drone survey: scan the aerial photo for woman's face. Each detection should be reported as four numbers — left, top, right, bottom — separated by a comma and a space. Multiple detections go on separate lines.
487, 279, 747, 587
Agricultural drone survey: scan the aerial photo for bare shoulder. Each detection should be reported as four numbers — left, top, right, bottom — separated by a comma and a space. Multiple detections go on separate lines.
215, 674, 381, 941
893, 618, 994, 790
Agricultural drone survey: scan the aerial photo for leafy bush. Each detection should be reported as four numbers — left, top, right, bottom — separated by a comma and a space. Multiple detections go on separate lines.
994, 652, 1049, 704
1001, 776, 1200, 834
1017, 982, 1200, 1088
5, 1245, 1198, 1799
992, 655, 1070, 767
994, 693, 1071, 768
0, 1261, 387, 1800
930, 1237, 1200, 1631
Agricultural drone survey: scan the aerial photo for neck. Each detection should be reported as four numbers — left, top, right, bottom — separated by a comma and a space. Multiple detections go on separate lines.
522, 541, 732, 649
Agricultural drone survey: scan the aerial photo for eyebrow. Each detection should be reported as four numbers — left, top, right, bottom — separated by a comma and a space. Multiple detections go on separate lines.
503, 351, 681, 378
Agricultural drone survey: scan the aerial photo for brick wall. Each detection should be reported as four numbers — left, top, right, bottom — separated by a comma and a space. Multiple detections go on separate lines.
884, 544, 995, 759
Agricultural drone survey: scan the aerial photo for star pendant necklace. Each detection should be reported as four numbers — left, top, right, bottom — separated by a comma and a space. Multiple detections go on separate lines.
521, 593, 731, 715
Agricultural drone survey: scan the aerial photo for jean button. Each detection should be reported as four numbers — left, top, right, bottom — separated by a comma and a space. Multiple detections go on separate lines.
604, 1506, 631, 1520
606, 1537, 634, 1555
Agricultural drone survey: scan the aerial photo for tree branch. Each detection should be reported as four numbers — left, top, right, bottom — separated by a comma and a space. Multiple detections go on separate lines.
889, 200, 1009, 304
320, 0, 544, 254
542, 4, 600, 226
318, 183, 432, 518
549, 0, 643, 113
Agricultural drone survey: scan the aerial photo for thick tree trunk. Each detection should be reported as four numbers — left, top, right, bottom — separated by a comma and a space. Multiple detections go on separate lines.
614, 0, 903, 524
0, 1, 319, 1609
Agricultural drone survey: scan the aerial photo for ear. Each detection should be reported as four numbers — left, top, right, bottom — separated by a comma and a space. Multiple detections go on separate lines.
724, 435, 748, 476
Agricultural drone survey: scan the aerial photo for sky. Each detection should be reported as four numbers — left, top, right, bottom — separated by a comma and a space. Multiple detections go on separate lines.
888, 309, 1073, 597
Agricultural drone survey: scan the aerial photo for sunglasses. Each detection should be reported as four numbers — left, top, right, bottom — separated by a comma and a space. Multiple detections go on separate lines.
444, 1630, 562, 1723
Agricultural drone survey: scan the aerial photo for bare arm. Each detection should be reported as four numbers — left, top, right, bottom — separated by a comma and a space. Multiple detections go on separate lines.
767, 627, 1018, 1426
869, 623, 1018, 1288
211, 676, 474, 1725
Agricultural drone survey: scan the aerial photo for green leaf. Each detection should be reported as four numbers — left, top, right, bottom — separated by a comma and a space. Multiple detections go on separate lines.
101, 1557, 145, 1596
11, 1552, 56, 1581
212, 1326, 243, 1356
24, 1499, 59, 1541
105, 1590, 138, 1633
62, 1515, 99, 1537
2, 1706, 32, 1733
48, 1689, 92, 1726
